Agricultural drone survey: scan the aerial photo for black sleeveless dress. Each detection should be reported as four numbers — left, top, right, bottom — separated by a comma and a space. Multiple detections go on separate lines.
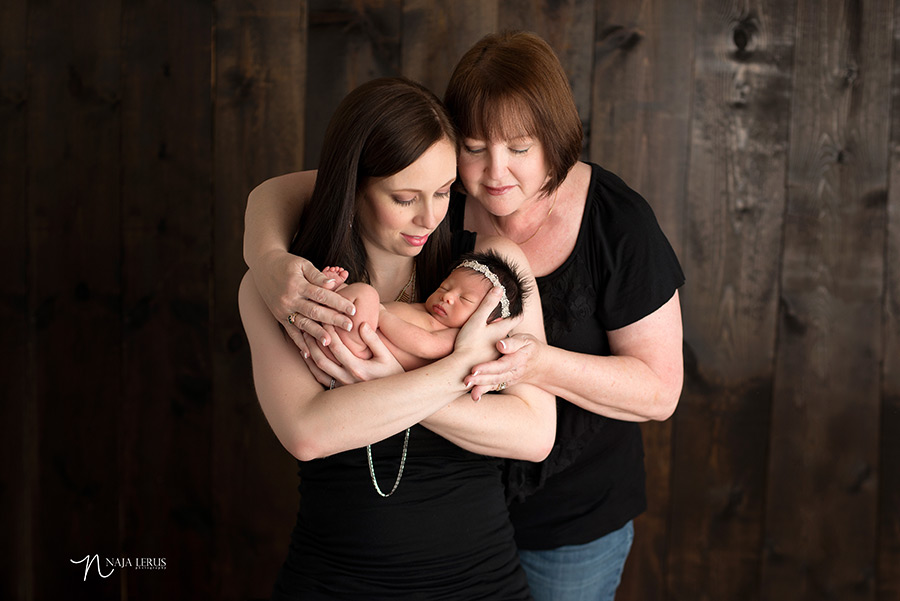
271, 418, 532, 600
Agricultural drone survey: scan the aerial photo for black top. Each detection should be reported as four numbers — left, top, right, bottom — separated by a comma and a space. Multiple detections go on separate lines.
271, 231, 531, 600
273, 427, 531, 600
449, 163, 684, 550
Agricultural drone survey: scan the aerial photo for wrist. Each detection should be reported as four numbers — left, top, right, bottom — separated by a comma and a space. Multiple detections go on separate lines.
438, 351, 479, 393
528, 339, 551, 388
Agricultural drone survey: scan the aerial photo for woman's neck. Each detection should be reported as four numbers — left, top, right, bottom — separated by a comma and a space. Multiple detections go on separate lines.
366, 248, 416, 301
489, 189, 558, 244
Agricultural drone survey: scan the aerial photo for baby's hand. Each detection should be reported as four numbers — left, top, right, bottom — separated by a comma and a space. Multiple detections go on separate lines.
322, 266, 349, 285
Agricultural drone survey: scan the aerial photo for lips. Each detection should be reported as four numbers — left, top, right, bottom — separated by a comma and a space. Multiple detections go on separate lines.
484, 185, 515, 196
432, 304, 447, 317
402, 233, 429, 247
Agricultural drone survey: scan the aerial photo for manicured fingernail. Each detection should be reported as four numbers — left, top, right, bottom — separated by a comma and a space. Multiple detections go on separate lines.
465, 380, 473, 389
471, 370, 480, 377
320, 337, 329, 346
302, 351, 309, 359
348, 306, 356, 316
345, 321, 353, 332
499, 339, 506, 350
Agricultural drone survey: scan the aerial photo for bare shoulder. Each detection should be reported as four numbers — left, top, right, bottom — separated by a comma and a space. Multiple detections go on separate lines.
248, 169, 318, 200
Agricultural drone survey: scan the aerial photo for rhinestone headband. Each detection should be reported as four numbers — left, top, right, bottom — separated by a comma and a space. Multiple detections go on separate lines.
458, 260, 510, 318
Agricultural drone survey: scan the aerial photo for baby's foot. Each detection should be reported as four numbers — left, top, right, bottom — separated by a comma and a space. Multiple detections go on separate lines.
323, 266, 349, 285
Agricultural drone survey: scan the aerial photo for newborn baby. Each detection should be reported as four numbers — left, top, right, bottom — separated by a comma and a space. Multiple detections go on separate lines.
326, 250, 530, 371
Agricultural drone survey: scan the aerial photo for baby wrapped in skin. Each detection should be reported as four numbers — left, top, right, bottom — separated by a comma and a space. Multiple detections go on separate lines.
326, 250, 530, 371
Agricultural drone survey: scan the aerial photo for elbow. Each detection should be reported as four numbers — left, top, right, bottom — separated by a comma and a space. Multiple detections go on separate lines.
291, 441, 321, 462
523, 425, 555, 462
290, 437, 330, 462
529, 438, 554, 462
647, 385, 682, 422
286, 427, 332, 462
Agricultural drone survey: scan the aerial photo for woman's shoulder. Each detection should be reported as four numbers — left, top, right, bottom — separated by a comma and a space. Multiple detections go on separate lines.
473, 234, 531, 268
584, 162, 666, 235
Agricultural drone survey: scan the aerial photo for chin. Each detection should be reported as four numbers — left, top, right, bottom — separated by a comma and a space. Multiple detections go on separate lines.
478, 196, 520, 217
397, 245, 424, 258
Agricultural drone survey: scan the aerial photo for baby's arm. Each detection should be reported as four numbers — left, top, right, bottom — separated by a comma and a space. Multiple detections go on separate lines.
377, 305, 459, 364
325, 271, 457, 369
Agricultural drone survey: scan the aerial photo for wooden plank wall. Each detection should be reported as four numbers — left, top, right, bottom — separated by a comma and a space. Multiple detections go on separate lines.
2, 1, 899, 600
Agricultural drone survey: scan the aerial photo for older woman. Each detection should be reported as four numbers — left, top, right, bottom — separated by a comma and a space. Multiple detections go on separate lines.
245, 32, 684, 601
240, 76, 554, 599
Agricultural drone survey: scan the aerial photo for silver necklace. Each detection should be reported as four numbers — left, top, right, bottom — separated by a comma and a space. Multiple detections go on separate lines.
366, 428, 410, 497
364, 268, 415, 498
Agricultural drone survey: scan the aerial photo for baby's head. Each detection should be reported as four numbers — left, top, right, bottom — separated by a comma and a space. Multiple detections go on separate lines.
424, 250, 531, 328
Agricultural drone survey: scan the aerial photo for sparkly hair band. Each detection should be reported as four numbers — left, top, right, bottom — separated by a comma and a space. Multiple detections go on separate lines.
458, 260, 510, 318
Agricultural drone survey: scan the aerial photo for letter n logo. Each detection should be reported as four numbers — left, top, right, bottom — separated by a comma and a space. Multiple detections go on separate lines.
70, 555, 114, 581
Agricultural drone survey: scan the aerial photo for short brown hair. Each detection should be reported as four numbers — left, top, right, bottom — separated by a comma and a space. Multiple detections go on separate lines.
444, 31, 582, 193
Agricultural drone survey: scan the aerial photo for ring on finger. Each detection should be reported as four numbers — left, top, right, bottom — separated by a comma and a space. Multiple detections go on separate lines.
287, 312, 299, 326
496, 382, 508, 392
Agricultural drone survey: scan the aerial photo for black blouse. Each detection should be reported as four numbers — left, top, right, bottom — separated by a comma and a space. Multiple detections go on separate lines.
450, 163, 685, 550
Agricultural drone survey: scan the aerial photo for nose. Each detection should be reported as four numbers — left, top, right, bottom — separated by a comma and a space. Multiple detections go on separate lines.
487, 147, 508, 180
416, 197, 440, 230
441, 290, 456, 304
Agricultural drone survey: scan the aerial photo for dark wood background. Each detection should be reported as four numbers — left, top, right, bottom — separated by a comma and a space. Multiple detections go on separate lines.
2, 1, 898, 600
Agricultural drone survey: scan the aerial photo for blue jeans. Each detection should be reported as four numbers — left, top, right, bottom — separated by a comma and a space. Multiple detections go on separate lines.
517, 521, 634, 601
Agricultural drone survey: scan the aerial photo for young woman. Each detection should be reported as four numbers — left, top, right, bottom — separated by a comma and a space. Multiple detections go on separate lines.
244, 32, 685, 601
239, 76, 554, 599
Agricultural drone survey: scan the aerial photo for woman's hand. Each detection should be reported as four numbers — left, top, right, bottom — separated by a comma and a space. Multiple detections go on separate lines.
253, 249, 357, 352
303, 323, 404, 386
453, 287, 522, 378
463, 332, 546, 402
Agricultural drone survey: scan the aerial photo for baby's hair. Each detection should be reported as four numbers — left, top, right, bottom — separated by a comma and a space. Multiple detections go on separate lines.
451, 250, 531, 322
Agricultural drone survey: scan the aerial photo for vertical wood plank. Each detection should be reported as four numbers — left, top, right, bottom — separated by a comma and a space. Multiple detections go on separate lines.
590, 0, 694, 254
213, 2, 307, 599
670, 1, 796, 599
120, 0, 214, 597
0, 0, 31, 598
880, 5, 900, 597
501, 0, 594, 157
304, 0, 402, 169
401, 0, 497, 95
763, 0, 892, 599
589, 2, 695, 598
27, 0, 123, 598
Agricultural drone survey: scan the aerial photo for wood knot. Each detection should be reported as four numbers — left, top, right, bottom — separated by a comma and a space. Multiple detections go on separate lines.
731, 13, 760, 58
599, 25, 643, 53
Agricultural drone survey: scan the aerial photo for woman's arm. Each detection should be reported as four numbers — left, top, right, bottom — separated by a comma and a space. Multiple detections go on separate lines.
419, 235, 557, 460
239, 270, 523, 461
467, 290, 684, 422
243, 170, 356, 349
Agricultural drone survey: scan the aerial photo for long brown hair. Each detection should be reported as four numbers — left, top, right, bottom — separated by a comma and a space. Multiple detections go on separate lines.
292, 77, 458, 300
444, 31, 582, 194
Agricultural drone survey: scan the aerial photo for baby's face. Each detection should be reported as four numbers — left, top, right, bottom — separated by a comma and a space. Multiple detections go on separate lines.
425, 268, 492, 328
